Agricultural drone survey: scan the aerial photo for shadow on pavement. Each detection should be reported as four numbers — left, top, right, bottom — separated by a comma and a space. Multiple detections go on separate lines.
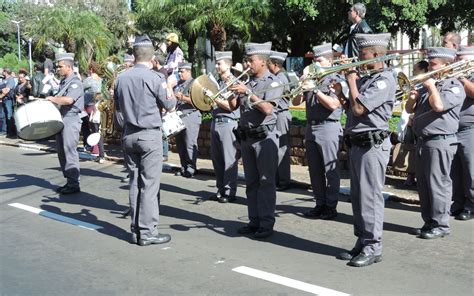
276, 200, 415, 235
0, 173, 56, 191
159, 203, 346, 258
39, 204, 130, 243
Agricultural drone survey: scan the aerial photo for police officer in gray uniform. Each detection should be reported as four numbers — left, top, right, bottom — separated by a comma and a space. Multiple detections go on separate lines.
406, 47, 465, 239
209, 51, 241, 203
47, 53, 84, 195
174, 62, 201, 178
450, 46, 474, 221
228, 42, 283, 239
293, 43, 343, 220
114, 35, 176, 246
268, 51, 292, 191
334, 33, 395, 267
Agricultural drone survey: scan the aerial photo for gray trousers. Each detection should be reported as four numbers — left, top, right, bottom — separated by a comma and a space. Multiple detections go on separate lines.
416, 137, 457, 230
241, 131, 279, 230
305, 122, 342, 208
56, 114, 81, 187
451, 128, 474, 212
123, 127, 163, 240
276, 110, 292, 186
176, 111, 201, 174
349, 137, 391, 256
210, 119, 240, 197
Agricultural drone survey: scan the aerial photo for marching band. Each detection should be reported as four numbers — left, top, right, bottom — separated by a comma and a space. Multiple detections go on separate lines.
12, 20, 473, 268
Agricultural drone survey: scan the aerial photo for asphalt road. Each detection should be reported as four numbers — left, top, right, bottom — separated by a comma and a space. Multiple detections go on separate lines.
1, 146, 473, 296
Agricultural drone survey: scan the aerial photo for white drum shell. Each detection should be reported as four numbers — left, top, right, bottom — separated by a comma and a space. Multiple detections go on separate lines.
14, 100, 64, 140
162, 112, 185, 138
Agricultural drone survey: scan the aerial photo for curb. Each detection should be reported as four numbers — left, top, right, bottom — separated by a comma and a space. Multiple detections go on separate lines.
1, 140, 419, 205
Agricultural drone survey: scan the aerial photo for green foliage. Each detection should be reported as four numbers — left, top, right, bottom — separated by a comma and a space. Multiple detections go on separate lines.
0, 1, 21, 58
290, 110, 400, 131
136, 0, 270, 61
26, 7, 114, 72
0, 53, 29, 73
365, 0, 447, 47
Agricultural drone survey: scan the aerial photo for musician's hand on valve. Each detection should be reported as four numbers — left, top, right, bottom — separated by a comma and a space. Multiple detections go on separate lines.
330, 82, 342, 97
175, 92, 183, 100
423, 77, 436, 89
228, 82, 248, 95
346, 71, 359, 82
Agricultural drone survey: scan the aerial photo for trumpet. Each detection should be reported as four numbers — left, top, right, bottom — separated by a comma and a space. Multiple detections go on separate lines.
397, 59, 473, 100
210, 67, 251, 101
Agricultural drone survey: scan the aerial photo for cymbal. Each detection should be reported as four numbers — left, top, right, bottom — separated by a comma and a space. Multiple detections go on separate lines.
190, 74, 219, 112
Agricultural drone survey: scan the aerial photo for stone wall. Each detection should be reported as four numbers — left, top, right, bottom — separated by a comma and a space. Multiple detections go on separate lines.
169, 121, 349, 167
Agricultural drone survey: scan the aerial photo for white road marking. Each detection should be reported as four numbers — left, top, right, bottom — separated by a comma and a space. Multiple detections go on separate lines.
232, 266, 350, 296
8, 203, 102, 231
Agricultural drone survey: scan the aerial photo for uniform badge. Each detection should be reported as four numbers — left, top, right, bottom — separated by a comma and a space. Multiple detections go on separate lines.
161, 82, 167, 89
376, 80, 387, 90
451, 87, 460, 94
270, 82, 279, 88
71, 84, 78, 89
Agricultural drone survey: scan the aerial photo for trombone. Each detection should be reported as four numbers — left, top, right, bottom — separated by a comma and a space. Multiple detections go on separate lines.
397, 59, 473, 101
286, 50, 421, 99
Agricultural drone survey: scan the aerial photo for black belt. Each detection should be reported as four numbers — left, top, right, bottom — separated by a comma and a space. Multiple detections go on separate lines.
179, 110, 197, 118
458, 125, 474, 132
125, 123, 161, 131
345, 130, 390, 148
419, 133, 456, 141
239, 124, 276, 140
214, 117, 236, 123
309, 119, 339, 125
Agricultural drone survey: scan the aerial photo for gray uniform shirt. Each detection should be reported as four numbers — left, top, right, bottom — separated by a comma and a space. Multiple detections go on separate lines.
238, 70, 282, 129
413, 77, 465, 137
58, 74, 84, 116
114, 64, 175, 129
275, 71, 290, 111
174, 78, 196, 114
345, 70, 395, 135
212, 78, 240, 120
458, 73, 474, 130
305, 73, 343, 122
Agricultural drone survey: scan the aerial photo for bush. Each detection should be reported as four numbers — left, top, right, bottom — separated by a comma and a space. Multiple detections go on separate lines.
0, 53, 30, 73
290, 110, 400, 131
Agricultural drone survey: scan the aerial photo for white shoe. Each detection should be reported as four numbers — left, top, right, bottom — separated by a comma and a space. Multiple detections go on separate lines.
97, 158, 105, 164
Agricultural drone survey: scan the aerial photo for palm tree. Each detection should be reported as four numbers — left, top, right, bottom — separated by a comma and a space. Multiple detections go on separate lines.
136, 0, 270, 61
26, 7, 114, 72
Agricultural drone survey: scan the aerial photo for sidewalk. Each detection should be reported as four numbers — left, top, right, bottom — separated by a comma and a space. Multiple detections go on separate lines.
0, 136, 420, 204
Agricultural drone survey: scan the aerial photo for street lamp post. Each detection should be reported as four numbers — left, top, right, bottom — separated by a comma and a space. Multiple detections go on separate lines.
28, 38, 33, 75
11, 20, 23, 61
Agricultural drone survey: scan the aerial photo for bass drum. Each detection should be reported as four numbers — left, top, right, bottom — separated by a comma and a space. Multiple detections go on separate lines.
14, 100, 64, 140
162, 111, 186, 138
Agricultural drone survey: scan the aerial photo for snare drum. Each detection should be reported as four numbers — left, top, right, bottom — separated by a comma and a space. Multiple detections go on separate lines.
162, 112, 186, 138
14, 100, 64, 140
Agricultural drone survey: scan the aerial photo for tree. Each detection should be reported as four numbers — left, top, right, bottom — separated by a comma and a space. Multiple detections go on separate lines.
0, 0, 22, 58
365, 0, 447, 47
135, 0, 270, 62
25, 7, 114, 72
